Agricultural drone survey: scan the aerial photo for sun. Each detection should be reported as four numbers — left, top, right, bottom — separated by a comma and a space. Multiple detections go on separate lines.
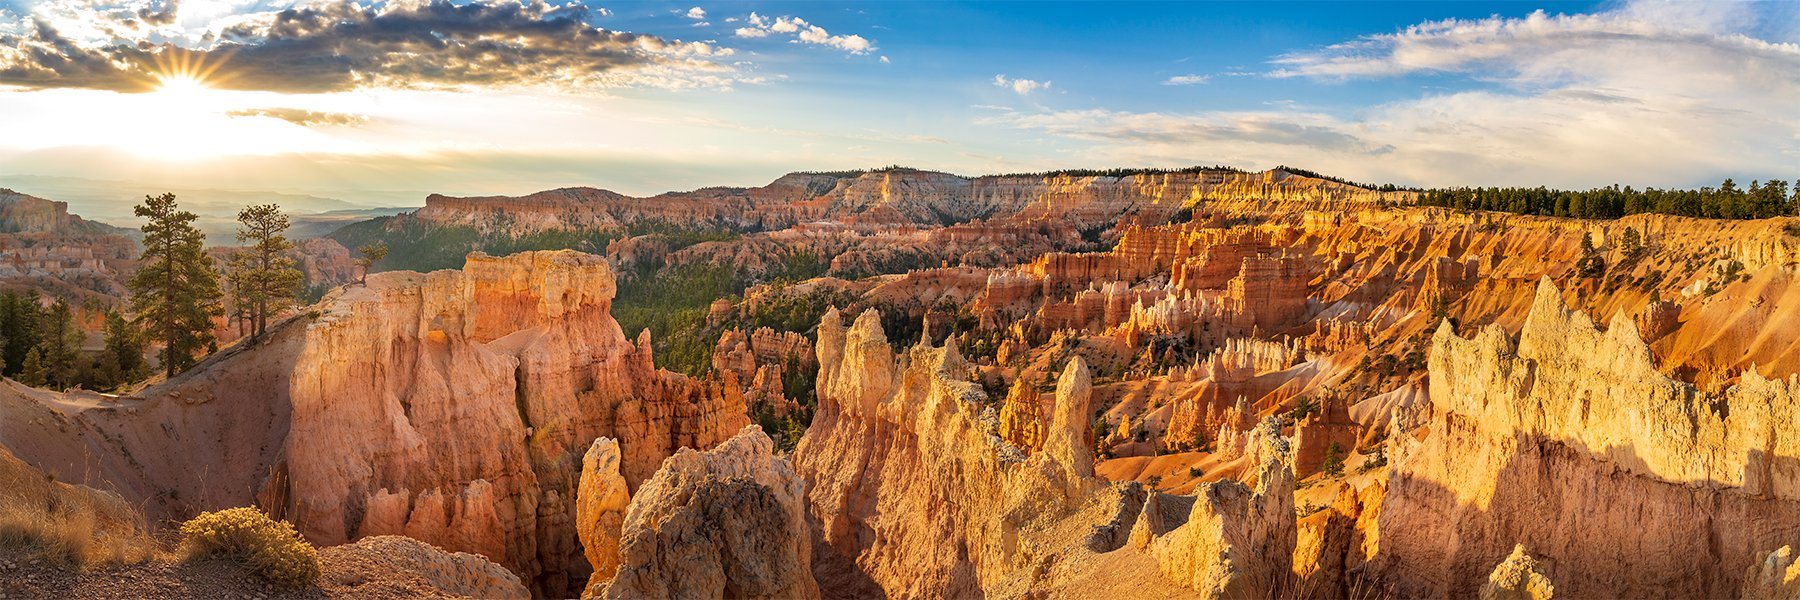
155, 73, 211, 97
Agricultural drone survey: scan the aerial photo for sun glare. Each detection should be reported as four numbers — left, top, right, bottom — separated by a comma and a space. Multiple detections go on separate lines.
155, 74, 211, 97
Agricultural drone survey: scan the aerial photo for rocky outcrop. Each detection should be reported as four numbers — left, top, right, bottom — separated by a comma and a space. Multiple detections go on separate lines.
272, 251, 749, 595
1, 251, 749, 598
1743, 546, 1800, 600
575, 438, 630, 593
1478, 544, 1555, 600
1146, 417, 1296, 597
1379, 278, 1800, 598
318, 535, 531, 599
1293, 481, 1383, 596
794, 307, 1103, 598
591, 425, 818, 600
1292, 396, 1358, 478
0, 189, 137, 302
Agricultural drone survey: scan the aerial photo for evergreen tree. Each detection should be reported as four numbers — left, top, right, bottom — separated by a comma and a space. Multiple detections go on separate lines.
1577, 232, 1606, 277
17, 347, 46, 387
128, 193, 223, 377
102, 310, 147, 385
1322, 442, 1346, 477
1620, 226, 1644, 258
356, 242, 389, 284
0, 290, 42, 375
36, 299, 83, 388
226, 204, 303, 337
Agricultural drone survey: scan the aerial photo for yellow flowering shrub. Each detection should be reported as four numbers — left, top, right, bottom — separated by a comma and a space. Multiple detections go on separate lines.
178, 507, 319, 587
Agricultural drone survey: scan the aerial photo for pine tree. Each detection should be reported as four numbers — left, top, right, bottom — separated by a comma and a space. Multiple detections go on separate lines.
36, 299, 83, 388
1577, 232, 1606, 277
128, 193, 223, 377
102, 310, 147, 385
356, 242, 389, 284
1620, 226, 1643, 258
0, 291, 42, 376
226, 204, 303, 338
1322, 442, 1346, 477
18, 347, 46, 387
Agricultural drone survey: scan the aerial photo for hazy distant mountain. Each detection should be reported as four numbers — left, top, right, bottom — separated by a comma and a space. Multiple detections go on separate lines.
0, 175, 422, 243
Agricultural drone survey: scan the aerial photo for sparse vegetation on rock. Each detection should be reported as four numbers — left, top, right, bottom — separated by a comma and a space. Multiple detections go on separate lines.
177, 507, 320, 588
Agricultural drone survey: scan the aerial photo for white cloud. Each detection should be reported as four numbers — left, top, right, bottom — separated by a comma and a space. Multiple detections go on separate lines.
1163, 74, 1210, 85
879, 55, 890, 64
990, 1, 1800, 189
685, 7, 706, 20
993, 74, 1050, 95
732, 11, 875, 54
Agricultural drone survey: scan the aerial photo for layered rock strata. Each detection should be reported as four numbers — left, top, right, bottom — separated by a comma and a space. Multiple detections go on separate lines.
3, 251, 749, 597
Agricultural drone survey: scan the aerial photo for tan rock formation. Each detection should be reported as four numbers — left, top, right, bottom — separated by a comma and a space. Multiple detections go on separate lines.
0, 251, 749, 597
1292, 396, 1358, 478
795, 307, 1104, 598
1045, 356, 1096, 479
592, 425, 818, 600
1379, 278, 1800, 598
1293, 480, 1383, 596
1478, 544, 1555, 600
1147, 416, 1296, 597
575, 437, 631, 592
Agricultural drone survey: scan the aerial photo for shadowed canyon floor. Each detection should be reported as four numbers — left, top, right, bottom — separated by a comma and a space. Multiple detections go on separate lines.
6, 167, 1800, 598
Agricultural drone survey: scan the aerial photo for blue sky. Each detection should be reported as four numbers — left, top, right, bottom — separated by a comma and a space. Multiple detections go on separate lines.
0, 0, 1795, 208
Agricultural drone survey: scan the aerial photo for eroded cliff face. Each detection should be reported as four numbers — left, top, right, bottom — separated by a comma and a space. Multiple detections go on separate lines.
1378, 278, 1800, 598
1143, 417, 1296, 597
793, 308, 1103, 598
281, 251, 751, 595
1, 250, 748, 598
588, 425, 818, 600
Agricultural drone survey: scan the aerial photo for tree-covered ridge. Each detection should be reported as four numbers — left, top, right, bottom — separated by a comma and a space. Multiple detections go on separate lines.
329, 216, 739, 274
987, 165, 1250, 179
1417, 178, 1799, 220
1271, 165, 1417, 192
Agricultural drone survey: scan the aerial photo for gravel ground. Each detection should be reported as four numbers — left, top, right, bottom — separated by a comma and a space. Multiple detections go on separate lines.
0, 546, 474, 599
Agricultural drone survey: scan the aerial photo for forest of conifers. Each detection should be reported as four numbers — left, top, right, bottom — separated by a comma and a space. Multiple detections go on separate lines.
1416, 178, 1797, 220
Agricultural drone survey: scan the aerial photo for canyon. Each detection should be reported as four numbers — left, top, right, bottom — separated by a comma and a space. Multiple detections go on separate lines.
4, 165, 1800, 598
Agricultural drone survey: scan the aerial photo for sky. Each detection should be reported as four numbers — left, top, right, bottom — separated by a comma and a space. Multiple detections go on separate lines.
0, 0, 1796, 212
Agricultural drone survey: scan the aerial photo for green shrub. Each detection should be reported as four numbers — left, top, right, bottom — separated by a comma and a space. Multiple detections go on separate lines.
1322, 443, 1347, 478
179, 507, 319, 587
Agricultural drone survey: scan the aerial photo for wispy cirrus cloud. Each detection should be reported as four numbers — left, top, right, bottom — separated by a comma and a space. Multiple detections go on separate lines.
996, 1, 1800, 189
0, 0, 752, 93
982, 107, 1389, 155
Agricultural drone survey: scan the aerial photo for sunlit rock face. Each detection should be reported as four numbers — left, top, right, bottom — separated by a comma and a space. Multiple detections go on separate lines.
587, 425, 818, 600
275, 250, 750, 596
1143, 417, 1296, 597
0, 250, 749, 598
1379, 278, 1800, 598
793, 307, 1102, 598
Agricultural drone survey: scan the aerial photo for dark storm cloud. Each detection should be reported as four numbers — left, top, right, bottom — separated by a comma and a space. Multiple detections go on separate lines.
0, 0, 734, 93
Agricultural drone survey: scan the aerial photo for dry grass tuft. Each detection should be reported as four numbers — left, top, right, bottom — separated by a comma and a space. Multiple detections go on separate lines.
178, 507, 320, 587
0, 503, 157, 568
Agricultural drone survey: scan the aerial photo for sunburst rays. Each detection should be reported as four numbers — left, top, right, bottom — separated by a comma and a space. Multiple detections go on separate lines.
142, 46, 239, 93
